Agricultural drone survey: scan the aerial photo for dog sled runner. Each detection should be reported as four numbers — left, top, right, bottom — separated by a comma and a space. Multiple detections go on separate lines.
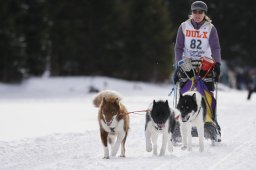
171, 57, 220, 142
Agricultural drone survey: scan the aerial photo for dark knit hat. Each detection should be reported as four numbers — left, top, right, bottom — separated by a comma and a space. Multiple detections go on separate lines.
191, 1, 208, 12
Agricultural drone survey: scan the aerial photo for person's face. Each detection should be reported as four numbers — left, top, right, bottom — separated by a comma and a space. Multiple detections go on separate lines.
192, 10, 205, 23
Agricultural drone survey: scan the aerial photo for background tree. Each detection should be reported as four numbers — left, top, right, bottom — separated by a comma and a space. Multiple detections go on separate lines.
1, 0, 256, 83
123, 0, 174, 81
0, 1, 25, 82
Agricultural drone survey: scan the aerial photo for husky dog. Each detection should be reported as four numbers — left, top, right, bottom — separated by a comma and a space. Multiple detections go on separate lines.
177, 91, 206, 152
93, 90, 129, 159
145, 100, 177, 156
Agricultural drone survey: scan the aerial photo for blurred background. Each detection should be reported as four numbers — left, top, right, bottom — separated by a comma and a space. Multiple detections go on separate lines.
0, 0, 255, 90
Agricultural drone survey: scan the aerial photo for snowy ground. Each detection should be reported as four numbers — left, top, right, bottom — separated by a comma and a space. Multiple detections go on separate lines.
0, 76, 256, 170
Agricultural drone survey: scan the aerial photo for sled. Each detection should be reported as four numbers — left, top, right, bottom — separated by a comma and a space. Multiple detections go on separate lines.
172, 57, 220, 142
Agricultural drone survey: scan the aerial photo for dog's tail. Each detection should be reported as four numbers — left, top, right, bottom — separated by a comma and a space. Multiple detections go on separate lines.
92, 90, 122, 107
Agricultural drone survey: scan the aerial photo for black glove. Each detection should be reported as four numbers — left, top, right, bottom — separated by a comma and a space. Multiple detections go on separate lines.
214, 62, 221, 82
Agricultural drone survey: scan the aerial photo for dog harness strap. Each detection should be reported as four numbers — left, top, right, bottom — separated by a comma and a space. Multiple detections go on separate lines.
154, 126, 159, 130
190, 106, 202, 122
110, 128, 115, 132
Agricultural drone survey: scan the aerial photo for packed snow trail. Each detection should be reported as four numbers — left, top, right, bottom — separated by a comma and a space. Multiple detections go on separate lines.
0, 77, 256, 170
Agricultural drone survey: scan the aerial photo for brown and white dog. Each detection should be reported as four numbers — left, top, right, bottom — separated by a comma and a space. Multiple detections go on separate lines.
93, 90, 129, 159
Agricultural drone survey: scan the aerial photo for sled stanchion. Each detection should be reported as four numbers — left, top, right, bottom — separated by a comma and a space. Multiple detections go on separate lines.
175, 83, 179, 108
170, 63, 179, 108
214, 82, 219, 129
169, 83, 178, 108
174, 84, 176, 108
215, 82, 218, 116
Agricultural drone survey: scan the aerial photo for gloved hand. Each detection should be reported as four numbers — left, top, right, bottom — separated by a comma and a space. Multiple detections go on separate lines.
214, 62, 221, 82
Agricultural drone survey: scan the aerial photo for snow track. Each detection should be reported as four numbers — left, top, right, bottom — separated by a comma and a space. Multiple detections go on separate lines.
1, 77, 256, 170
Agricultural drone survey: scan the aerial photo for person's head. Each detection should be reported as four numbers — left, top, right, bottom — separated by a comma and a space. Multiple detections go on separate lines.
190, 1, 210, 23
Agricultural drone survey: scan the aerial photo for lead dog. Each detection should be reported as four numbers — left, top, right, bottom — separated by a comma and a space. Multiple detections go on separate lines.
93, 90, 129, 159
145, 100, 178, 156
177, 91, 206, 152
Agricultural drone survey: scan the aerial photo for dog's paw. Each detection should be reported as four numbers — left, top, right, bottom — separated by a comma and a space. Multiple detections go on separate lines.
146, 144, 152, 152
111, 153, 117, 157
103, 156, 110, 159
153, 150, 158, 156
111, 150, 118, 157
168, 143, 173, 152
181, 146, 187, 150
111, 147, 118, 156
119, 155, 126, 158
159, 152, 165, 156
199, 146, 204, 152
153, 152, 158, 156
168, 145, 173, 152
172, 141, 178, 146
159, 151, 165, 156
211, 140, 216, 146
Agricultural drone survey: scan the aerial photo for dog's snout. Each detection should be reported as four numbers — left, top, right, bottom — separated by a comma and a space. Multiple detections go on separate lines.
157, 123, 165, 128
181, 114, 186, 119
181, 115, 190, 122
106, 121, 112, 126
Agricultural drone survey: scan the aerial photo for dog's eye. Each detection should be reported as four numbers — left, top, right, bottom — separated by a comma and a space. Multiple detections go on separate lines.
112, 112, 117, 115
102, 114, 106, 120
112, 115, 117, 120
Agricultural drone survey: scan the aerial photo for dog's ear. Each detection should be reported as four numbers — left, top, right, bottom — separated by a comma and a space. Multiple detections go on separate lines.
115, 97, 119, 103
153, 100, 156, 106
176, 98, 181, 109
165, 100, 169, 106
179, 93, 183, 99
177, 100, 180, 109
114, 97, 121, 108
192, 93, 196, 102
103, 97, 106, 104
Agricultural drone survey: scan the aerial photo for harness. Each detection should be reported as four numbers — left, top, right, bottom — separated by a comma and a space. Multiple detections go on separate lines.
154, 126, 164, 131
177, 57, 216, 123
110, 128, 115, 133
189, 106, 202, 122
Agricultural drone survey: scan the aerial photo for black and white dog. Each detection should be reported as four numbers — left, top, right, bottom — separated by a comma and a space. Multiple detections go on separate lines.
177, 91, 206, 152
145, 100, 178, 156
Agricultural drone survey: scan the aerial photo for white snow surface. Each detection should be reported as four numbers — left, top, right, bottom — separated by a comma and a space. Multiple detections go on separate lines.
0, 76, 256, 170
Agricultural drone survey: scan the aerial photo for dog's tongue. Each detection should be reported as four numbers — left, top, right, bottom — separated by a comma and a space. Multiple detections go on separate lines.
158, 123, 165, 128
106, 122, 112, 126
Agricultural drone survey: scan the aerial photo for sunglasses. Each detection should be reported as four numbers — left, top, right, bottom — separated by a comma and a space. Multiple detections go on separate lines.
192, 10, 204, 14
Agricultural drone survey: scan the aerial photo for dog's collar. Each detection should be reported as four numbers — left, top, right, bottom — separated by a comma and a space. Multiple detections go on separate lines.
154, 125, 164, 131
153, 122, 166, 131
154, 126, 159, 130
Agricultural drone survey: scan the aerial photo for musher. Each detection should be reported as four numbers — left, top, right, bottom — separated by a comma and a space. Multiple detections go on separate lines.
173, 1, 221, 142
